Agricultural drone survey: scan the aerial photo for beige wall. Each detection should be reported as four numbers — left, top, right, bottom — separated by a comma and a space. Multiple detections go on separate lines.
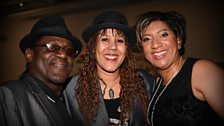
0, 0, 223, 83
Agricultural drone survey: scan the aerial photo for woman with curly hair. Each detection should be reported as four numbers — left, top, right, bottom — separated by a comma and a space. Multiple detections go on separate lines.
63, 11, 154, 126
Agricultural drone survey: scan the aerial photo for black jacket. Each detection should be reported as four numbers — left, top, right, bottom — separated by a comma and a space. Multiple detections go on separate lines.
0, 73, 73, 126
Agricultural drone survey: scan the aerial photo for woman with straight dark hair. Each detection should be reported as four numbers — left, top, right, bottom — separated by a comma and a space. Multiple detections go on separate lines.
135, 11, 224, 126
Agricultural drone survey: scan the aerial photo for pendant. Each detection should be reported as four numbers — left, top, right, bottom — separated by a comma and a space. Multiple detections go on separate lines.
117, 106, 121, 112
109, 88, 114, 99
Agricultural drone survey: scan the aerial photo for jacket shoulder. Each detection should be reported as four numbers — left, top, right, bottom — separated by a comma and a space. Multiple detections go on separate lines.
138, 69, 155, 96
0, 80, 25, 90
65, 76, 79, 91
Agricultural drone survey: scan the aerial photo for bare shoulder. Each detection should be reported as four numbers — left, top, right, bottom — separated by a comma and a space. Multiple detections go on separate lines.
193, 59, 223, 75
191, 59, 224, 101
193, 59, 224, 119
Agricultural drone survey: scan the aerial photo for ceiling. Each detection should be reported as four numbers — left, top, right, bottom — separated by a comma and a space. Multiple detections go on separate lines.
0, 0, 148, 18
0, 0, 81, 17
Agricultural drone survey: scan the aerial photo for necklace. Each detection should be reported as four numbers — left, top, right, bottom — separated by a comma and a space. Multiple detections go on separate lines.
99, 78, 119, 99
147, 57, 183, 126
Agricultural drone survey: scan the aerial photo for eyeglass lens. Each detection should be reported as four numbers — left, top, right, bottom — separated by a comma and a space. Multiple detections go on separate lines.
45, 43, 79, 57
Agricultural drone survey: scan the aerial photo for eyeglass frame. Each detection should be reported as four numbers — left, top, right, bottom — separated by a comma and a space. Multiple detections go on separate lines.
30, 42, 80, 58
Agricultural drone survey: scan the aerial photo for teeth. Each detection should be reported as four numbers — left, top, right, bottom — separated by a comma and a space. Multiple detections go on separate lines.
54, 63, 66, 68
55, 64, 64, 67
105, 54, 118, 59
153, 51, 166, 56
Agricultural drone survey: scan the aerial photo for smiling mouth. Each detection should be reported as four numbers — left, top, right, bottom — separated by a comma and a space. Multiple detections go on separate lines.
52, 63, 67, 70
104, 54, 118, 60
153, 51, 167, 56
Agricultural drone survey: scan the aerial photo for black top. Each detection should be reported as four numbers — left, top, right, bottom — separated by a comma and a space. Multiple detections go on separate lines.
104, 98, 121, 125
148, 58, 223, 126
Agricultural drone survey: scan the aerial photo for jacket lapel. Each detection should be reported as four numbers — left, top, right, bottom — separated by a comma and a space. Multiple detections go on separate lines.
24, 74, 64, 126
95, 79, 109, 125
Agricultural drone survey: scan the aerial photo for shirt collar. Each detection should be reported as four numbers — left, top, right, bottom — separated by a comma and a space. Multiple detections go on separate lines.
29, 74, 65, 103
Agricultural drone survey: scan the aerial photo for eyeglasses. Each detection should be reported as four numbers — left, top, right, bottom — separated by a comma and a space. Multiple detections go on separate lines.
32, 43, 79, 58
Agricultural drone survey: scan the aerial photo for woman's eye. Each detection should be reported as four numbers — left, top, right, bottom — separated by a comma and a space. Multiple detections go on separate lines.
142, 37, 151, 42
101, 38, 108, 42
117, 39, 124, 43
161, 32, 168, 37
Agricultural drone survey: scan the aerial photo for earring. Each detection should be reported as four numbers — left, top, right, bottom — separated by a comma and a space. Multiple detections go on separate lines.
177, 40, 182, 49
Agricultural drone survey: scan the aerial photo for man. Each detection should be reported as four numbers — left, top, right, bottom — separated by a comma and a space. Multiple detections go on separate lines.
0, 15, 82, 126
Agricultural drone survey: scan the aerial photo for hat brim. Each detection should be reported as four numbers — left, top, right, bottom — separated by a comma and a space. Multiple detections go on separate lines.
82, 23, 136, 45
20, 27, 82, 55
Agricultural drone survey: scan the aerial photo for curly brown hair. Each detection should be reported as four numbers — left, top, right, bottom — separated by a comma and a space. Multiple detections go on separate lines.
76, 29, 149, 125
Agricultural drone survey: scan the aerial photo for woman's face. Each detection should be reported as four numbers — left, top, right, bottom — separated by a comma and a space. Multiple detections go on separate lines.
95, 29, 127, 74
141, 20, 181, 70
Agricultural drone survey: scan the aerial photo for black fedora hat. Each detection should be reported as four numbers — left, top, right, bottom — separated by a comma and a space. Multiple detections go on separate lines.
82, 11, 136, 45
20, 15, 82, 55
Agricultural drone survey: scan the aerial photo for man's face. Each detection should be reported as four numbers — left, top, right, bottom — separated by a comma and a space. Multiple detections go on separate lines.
26, 36, 75, 87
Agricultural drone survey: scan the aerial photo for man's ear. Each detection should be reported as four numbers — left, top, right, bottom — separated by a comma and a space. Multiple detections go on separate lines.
25, 48, 33, 63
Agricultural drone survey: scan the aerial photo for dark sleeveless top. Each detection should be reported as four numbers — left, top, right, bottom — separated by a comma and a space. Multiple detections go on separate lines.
148, 58, 223, 126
